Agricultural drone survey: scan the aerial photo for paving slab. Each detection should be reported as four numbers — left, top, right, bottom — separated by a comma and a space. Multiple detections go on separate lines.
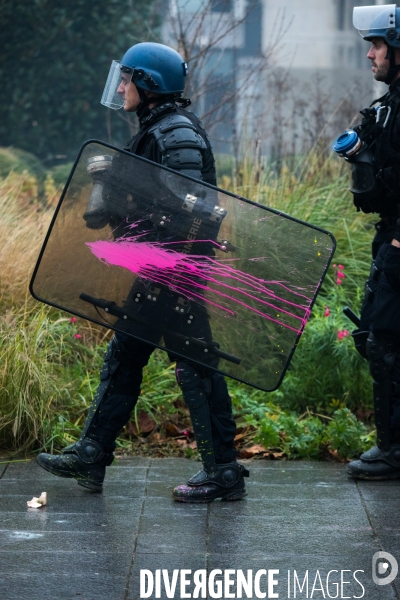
0, 462, 8, 478
0, 457, 399, 599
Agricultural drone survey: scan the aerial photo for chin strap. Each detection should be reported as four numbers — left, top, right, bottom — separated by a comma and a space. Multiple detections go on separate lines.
175, 97, 191, 108
136, 88, 157, 118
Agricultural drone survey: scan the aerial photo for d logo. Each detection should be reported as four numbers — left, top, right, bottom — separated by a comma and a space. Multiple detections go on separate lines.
372, 551, 398, 585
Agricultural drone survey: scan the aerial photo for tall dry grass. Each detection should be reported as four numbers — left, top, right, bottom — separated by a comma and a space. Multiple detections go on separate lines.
0, 303, 65, 450
0, 173, 74, 452
0, 172, 53, 304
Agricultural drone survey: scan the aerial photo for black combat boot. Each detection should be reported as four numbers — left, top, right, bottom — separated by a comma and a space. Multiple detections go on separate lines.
36, 438, 114, 492
172, 462, 249, 503
347, 445, 400, 480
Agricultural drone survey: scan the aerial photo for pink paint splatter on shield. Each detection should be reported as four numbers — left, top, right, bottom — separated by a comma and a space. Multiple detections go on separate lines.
85, 236, 314, 334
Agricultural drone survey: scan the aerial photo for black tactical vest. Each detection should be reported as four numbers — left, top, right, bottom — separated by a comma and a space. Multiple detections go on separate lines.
125, 103, 217, 186
354, 79, 400, 216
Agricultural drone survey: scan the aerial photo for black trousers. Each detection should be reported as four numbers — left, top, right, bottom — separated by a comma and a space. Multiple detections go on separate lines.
84, 283, 237, 465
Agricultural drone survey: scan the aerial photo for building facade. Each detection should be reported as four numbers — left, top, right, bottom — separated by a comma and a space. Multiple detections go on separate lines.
162, 0, 387, 156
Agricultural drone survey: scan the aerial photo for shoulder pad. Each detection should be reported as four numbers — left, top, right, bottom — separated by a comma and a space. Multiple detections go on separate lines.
149, 114, 207, 154
149, 113, 196, 134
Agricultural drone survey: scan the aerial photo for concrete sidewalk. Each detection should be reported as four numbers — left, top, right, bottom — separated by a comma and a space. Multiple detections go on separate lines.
0, 458, 399, 600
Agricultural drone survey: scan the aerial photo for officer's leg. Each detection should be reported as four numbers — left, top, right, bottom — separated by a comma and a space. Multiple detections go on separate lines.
351, 258, 380, 359
172, 361, 249, 503
37, 333, 155, 491
351, 230, 387, 357
347, 333, 400, 479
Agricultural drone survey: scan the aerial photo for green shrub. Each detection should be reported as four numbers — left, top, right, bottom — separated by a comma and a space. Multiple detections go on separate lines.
0, 147, 45, 179
269, 280, 371, 414
0, 147, 46, 198
49, 162, 74, 188
326, 408, 373, 458
243, 405, 372, 460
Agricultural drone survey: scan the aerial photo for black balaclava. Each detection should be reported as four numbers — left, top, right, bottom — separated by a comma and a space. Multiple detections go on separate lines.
384, 43, 400, 84
135, 87, 191, 121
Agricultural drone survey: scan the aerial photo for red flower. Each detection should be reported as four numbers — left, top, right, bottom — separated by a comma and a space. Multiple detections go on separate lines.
70, 317, 77, 323
74, 333, 82, 339
324, 306, 330, 317
337, 329, 349, 340
333, 264, 345, 283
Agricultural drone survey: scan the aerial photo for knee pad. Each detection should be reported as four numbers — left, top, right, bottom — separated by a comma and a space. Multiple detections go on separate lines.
366, 333, 397, 382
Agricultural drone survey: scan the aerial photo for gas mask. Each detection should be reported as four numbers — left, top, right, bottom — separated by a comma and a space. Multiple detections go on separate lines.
83, 155, 113, 229
333, 129, 379, 196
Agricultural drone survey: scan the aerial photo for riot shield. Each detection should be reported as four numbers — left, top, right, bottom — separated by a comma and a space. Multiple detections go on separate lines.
30, 140, 335, 391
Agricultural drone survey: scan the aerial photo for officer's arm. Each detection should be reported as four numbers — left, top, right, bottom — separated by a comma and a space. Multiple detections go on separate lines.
145, 114, 224, 252
149, 114, 207, 181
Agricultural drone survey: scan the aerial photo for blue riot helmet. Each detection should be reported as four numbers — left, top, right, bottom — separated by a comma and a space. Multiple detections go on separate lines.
353, 4, 400, 47
101, 42, 189, 110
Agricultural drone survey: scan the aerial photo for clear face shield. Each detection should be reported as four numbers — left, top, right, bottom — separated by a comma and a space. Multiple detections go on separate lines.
353, 4, 397, 37
101, 61, 133, 110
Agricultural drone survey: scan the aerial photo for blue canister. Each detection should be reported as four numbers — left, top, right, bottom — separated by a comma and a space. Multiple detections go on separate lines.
332, 130, 362, 158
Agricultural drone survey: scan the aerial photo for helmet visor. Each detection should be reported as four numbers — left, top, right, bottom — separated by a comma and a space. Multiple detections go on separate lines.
353, 4, 397, 38
100, 60, 127, 110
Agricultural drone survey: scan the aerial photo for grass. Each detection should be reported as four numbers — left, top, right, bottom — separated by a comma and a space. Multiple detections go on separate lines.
0, 303, 66, 451
0, 151, 376, 460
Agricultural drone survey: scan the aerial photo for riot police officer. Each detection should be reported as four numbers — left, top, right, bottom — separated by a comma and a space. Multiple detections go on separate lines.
339, 6, 400, 479
36, 42, 249, 501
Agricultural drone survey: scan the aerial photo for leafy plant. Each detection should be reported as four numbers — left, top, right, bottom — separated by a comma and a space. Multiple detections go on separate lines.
326, 408, 374, 459
268, 276, 371, 415
232, 392, 373, 460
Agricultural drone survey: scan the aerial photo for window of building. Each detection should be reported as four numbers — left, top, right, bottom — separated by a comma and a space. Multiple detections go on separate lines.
210, 0, 232, 13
